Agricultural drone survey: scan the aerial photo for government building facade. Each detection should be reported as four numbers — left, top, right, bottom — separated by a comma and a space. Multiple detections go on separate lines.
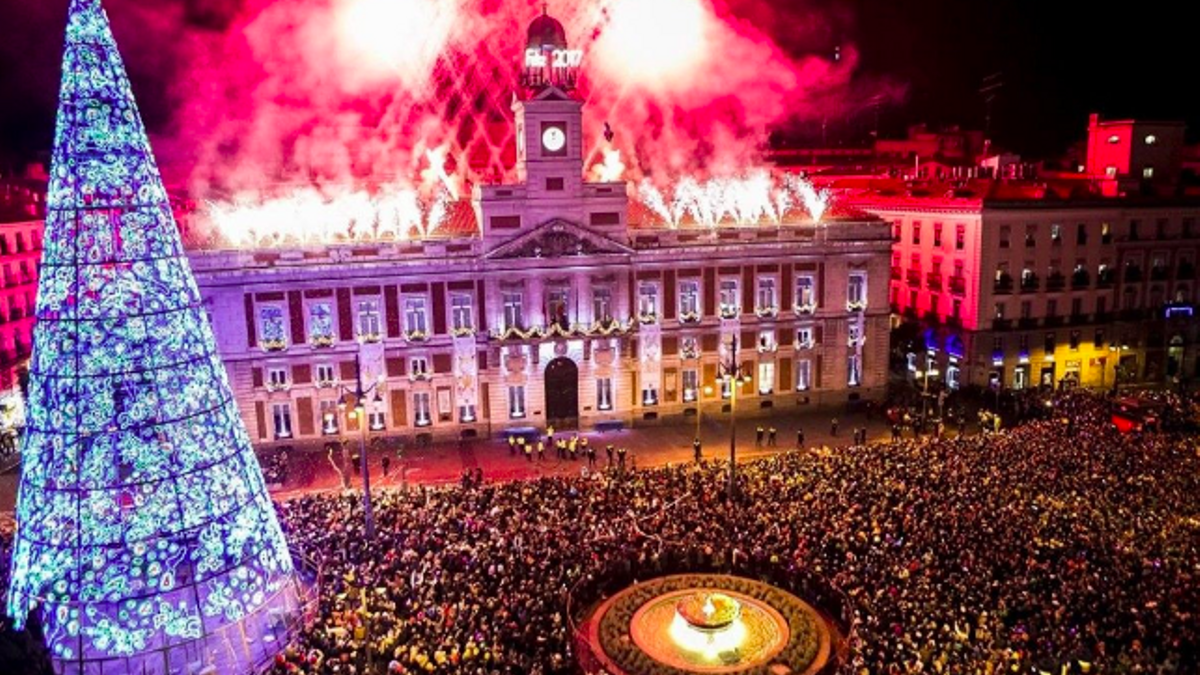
186, 12, 891, 448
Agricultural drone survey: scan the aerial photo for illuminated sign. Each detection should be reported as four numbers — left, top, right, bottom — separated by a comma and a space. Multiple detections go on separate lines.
525, 48, 584, 69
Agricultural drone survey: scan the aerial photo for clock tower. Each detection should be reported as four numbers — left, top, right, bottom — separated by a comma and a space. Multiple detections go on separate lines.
475, 5, 628, 249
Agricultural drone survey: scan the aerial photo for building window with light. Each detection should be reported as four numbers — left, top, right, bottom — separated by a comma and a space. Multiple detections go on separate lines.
503, 292, 523, 331
1145, 134, 1157, 145
682, 370, 698, 402
410, 356, 429, 380
912, 221, 921, 245
404, 297, 428, 337
1051, 223, 1062, 244
357, 299, 382, 342
638, 284, 659, 321
451, 293, 474, 333
795, 276, 816, 313
316, 363, 336, 387
1143, 166, 1155, 179
847, 272, 867, 311
414, 392, 432, 427
272, 403, 293, 439
758, 329, 777, 352
596, 378, 613, 410
642, 383, 659, 406
719, 279, 739, 317
933, 222, 943, 247
308, 302, 335, 345
508, 385, 525, 419
796, 326, 814, 349
679, 280, 700, 321
758, 362, 775, 395
368, 408, 386, 431
756, 277, 777, 313
267, 367, 288, 391
259, 306, 287, 351
847, 354, 862, 387
547, 288, 570, 329
796, 359, 812, 391
459, 404, 477, 423
320, 400, 339, 434
592, 287, 613, 323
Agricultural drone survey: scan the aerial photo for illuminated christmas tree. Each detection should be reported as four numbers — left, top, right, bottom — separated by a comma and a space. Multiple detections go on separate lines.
6, 1, 300, 672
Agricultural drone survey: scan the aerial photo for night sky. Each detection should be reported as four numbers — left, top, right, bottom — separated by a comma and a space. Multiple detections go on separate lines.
0, 0, 1193, 166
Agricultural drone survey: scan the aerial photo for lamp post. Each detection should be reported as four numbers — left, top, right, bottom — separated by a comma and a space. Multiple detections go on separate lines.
696, 385, 715, 442
719, 334, 752, 501
335, 353, 383, 540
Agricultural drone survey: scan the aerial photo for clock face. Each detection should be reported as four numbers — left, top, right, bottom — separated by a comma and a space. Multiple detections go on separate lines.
542, 126, 566, 153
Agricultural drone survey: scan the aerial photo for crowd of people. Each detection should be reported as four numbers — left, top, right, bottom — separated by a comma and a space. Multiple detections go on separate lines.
265, 390, 1199, 674
2, 391, 1198, 675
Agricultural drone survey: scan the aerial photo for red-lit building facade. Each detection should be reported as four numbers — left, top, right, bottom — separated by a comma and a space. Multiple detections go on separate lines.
0, 219, 42, 442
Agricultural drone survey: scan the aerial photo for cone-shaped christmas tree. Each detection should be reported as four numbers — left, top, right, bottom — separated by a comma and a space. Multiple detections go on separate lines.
6, 1, 300, 672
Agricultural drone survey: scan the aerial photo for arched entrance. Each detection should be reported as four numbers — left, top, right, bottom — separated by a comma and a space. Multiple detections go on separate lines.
545, 357, 580, 428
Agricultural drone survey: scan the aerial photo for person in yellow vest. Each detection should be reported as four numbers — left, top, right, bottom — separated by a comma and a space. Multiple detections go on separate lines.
507, 434, 516, 456
524, 440, 533, 462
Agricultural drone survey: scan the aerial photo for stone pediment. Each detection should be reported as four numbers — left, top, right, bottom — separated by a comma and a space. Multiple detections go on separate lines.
485, 219, 633, 260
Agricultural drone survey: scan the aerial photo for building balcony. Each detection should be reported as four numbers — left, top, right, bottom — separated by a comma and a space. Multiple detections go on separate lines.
1043, 316, 1064, 328
1071, 272, 1091, 289
1018, 317, 1038, 329
890, 267, 902, 281
992, 318, 1012, 331
949, 276, 967, 295
926, 273, 943, 291
1020, 275, 1040, 293
1123, 268, 1143, 283
994, 276, 1014, 294
906, 270, 922, 287
1097, 271, 1116, 288
1045, 274, 1066, 292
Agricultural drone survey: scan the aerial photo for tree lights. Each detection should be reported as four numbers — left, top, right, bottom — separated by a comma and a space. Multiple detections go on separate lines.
5, 1, 299, 671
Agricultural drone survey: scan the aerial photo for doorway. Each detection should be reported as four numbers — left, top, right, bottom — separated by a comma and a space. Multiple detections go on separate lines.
544, 357, 579, 428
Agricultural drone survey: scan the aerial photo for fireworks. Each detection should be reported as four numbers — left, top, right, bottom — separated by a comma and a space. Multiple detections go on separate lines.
638, 172, 831, 228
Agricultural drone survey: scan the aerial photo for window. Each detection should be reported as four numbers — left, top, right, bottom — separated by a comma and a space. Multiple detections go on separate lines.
912, 221, 921, 245
994, 302, 1005, 319
1155, 218, 1168, 240
597, 378, 613, 410
892, 223, 901, 243
847, 272, 867, 310
848, 321, 864, 346
414, 392, 432, 426
796, 326, 814, 349
1025, 224, 1037, 247
796, 359, 812, 391
547, 288, 570, 328
682, 370, 698, 402
955, 224, 965, 250
259, 306, 287, 349
357, 299, 382, 341
272, 403, 293, 439
320, 400, 339, 434
1076, 223, 1088, 246
758, 362, 775, 395
1094, 329, 1106, 348
638, 284, 659, 319
719, 279, 739, 315
756, 278, 777, 311
1020, 301, 1031, 319
267, 367, 288, 390
952, 299, 962, 319
758, 329, 777, 352
308, 302, 335, 344
1096, 296, 1106, 315
593, 287, 613, 323
459, 404, 477, 423
546, 177, 565, 191
847, 354, 862, 387
503, 291, 523, 331
1050, 223, 1062, 245
451, 294, 474, 332
678, 280, 700, 319
508, 386, 526, 419
1069, 330, 1081, 351
795, 275, 816, 312
1145, 134, 1157, 145
992, 336, 1004, 355
642, 383, 659, 406
1044, 333, 1056, 354
681, 336, 699, 358
404, 297, 428, 336
929, 294, 941, 315
999, 226, 1010, 248
933, 223, 943, 247
1019, 334, 1030, 353
368, 409, 386, 432
410, 356, 429, 379
1071, 297, 1083, 316
1101, 222, 1112, 244
1105, 166, 1117, 178
1107, 134, 1120, 144
316, 363, 336, 386
1129, 220, 1140, 241
1046, 299, 1057, 318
